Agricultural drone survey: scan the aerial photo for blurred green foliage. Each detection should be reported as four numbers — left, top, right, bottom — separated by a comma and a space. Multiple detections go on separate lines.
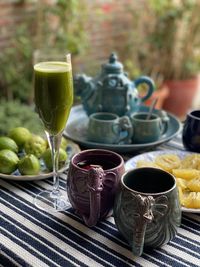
125, 0, 200, 83
0, 24, 34, 103
0, 0, 88, 132
0, 100, 44, 136
39, 0, 88, 55
0, 0, 88, 104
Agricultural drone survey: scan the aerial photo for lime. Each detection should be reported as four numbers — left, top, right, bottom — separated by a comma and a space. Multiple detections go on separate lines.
60, 137, 68, 150
0, 136, 18, 153
9, 127, 31, 149
42, 147, 68, 171
24, 135, 47, 158
0, 149, 19, 174
46, 137, 68, 150
18, 154, 40, 175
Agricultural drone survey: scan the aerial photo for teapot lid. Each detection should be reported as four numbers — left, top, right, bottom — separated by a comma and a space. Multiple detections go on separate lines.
102, 53, 123, 74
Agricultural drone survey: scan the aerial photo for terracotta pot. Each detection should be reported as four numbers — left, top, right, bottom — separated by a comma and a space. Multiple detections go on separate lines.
162, 77, 199, 119
144, 85, 169, 109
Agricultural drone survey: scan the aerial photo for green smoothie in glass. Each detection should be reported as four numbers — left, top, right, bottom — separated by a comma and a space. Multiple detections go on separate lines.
34, 61, 73, 135
33, 56, 73, 212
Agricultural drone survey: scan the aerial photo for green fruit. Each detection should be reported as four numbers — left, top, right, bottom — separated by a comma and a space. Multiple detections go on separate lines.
24, 135, 47, 158
18, 154, 40, 175
9, 127, 31, 149
0, 136, 18, 153
0, 149, 19, 174
42, 148, 68, 171
60, 137, 68, 150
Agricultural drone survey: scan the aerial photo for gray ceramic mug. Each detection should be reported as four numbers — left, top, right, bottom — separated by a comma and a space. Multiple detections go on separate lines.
67, 149, 125, 227
87, 112, 133, 144
131, 111, 169, 143
113, 167, 181, 256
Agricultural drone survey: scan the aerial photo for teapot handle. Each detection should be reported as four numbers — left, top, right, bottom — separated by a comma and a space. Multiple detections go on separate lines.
134, 76, 155, 102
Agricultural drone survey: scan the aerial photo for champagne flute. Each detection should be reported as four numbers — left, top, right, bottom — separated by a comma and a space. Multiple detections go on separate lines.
33, 54, 73, 211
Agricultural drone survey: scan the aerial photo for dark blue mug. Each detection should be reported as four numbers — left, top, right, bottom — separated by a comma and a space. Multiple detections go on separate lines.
182, 110, 200, 152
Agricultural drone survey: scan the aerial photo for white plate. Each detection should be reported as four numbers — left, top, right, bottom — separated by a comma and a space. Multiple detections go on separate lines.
125, 150, 200, 214
0, 140, 80, 181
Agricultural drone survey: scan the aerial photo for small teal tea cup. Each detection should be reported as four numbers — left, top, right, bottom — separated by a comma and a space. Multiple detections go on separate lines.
87, 112, 133, 144
131, 111, 169, 143
113, 167, 181, 257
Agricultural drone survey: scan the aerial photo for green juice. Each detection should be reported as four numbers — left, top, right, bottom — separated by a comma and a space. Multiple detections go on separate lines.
34, 61, 73, 135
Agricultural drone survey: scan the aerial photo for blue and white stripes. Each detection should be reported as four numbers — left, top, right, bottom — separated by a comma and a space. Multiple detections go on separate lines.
0, 136, 200, 267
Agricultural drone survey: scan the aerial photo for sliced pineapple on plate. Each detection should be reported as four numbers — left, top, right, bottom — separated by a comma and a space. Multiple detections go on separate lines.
154, 154, 181, 173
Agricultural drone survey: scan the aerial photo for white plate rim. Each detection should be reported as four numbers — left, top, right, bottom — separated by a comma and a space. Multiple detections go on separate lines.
0, 166, 68, 181
125, 150, 200, 214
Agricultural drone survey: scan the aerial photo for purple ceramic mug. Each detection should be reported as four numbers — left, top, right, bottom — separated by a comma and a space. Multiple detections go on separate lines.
67, 149, 125, 227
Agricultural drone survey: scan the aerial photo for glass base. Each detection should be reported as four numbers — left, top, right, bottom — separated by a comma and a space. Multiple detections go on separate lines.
34, 190, 70, 212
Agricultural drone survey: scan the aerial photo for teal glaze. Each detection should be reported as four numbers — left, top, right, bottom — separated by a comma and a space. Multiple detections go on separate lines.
131, 111, 169, 143
64, 105, 182, 153
113, 167, 181, 257
74, 53, 155, 116
87, 112, 133, 144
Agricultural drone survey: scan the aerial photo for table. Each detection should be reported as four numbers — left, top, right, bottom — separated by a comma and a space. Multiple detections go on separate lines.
0, 134, 200, 267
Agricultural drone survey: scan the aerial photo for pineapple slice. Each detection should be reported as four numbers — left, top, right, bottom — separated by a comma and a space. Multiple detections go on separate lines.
181, 154, 200, 170
176, 177, 188, 190
182, 192, 200, 209
155, 154, 181, 173
172, 169, 200, 181
136, 160, 160, 169
187, 177, 200, 192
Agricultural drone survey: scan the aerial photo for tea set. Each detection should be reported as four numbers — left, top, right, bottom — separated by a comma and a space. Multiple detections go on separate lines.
65, 53, 200, 256
74, 53, 160, 145
66, 53, 181, 152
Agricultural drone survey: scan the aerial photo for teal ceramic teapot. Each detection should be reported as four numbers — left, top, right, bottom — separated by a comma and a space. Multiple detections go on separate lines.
74, 53, 155, 116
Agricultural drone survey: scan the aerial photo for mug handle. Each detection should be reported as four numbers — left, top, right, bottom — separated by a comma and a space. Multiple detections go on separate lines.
131, 194, 169, 256
82, 166, 104, 227
158, 110, 169, 135
83, 168, 117, 227
134, 76, 155, 102
131, 194, 154, 256
114, 116, 133, 144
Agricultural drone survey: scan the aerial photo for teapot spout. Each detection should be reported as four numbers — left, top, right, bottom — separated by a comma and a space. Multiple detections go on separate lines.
74, 74, 92, 97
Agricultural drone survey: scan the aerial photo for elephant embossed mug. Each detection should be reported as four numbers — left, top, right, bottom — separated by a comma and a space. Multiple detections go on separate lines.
67, 149, 125, 227
87, 112, 133, 144
131, 111, 169, 143
113, 167, 181, 256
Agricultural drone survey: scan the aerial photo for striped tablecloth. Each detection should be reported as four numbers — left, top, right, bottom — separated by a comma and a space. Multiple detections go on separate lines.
0, 135, 200, 267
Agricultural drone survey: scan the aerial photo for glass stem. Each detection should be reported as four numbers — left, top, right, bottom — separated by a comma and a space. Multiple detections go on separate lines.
45, 131, 62, 197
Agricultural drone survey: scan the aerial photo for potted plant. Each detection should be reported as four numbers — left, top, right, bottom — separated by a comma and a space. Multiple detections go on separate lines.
124, 0, 200, 118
